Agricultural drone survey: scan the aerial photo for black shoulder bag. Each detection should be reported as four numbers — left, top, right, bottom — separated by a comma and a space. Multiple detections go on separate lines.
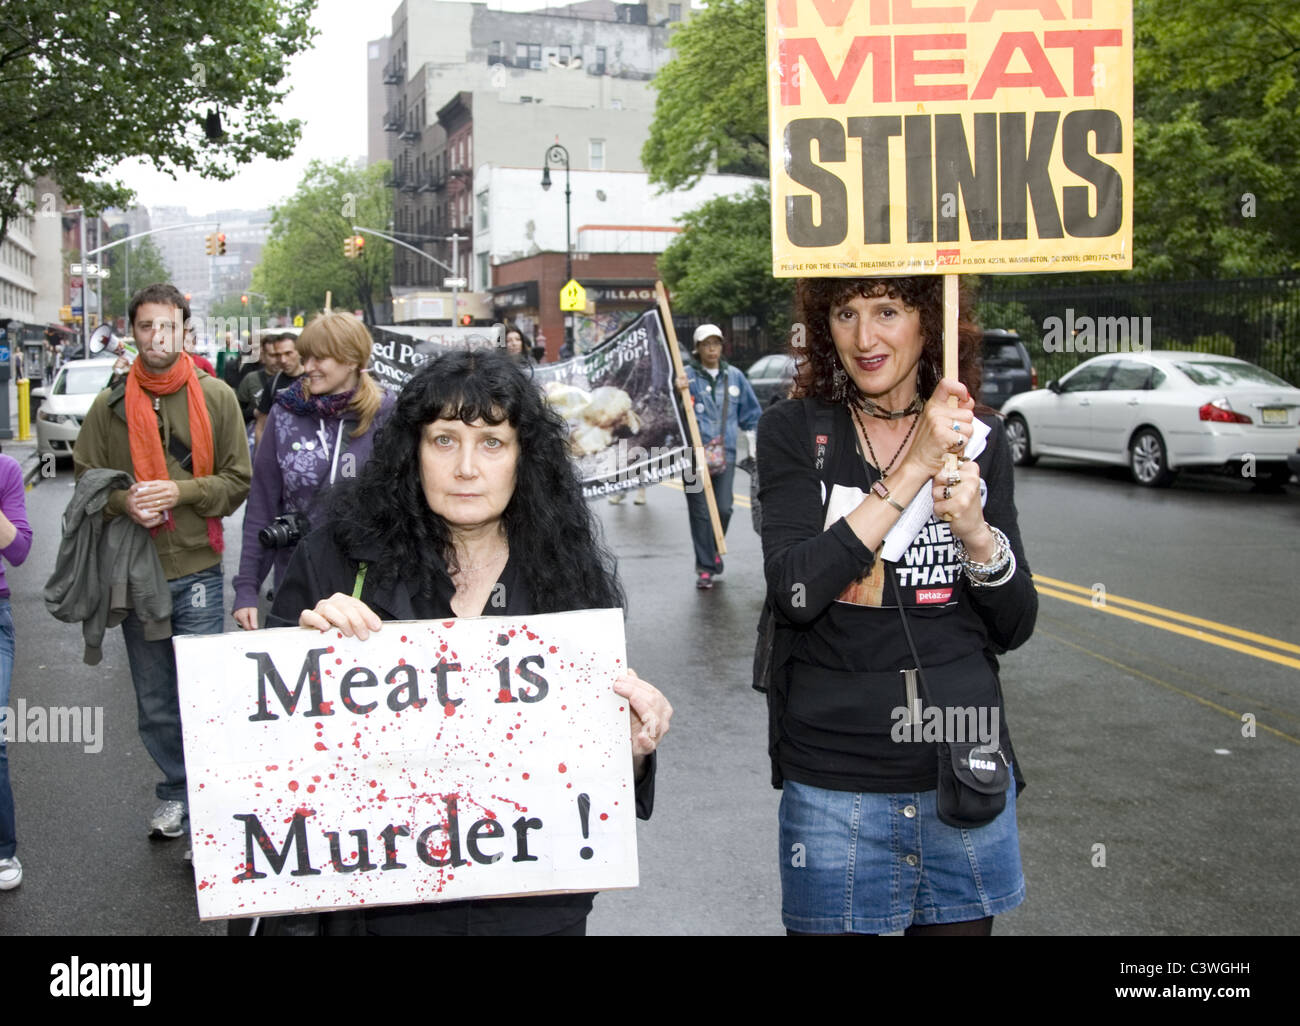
888, 572, 1011, 829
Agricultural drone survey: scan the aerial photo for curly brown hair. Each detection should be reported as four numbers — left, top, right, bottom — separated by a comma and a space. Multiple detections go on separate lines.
789, 276, 983, 407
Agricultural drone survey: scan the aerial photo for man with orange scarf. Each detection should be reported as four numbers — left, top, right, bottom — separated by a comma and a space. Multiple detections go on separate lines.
74, 284, 251, 843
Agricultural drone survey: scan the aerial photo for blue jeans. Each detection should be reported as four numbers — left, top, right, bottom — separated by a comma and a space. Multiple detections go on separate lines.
120, 565, 225, 802
685, 460, 735, 573
0, 601, 15, 858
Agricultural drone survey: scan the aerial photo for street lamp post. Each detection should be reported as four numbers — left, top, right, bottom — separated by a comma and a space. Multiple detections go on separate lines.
540, 143, 572, 354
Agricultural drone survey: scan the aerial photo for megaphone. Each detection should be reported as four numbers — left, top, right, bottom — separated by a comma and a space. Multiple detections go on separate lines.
88, 323, 136, 363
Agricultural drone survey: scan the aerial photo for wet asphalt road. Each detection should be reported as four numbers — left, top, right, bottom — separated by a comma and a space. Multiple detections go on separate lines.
1, 453, 1297, 936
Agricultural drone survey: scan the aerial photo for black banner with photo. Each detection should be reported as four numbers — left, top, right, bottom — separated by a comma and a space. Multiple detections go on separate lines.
532, 309, 691, 499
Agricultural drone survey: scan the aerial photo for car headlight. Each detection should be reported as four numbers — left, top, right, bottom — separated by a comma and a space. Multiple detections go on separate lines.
38, 410, 70, 425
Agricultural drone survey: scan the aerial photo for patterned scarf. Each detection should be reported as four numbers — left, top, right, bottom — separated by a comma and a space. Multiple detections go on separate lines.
275, 374, 356, 420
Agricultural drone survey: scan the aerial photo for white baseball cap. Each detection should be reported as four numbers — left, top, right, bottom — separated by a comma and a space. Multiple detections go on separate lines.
693, 324, 724, 344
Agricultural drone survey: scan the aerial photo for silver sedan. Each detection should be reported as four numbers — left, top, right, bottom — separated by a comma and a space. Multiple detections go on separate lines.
1000, 351, 1300, 487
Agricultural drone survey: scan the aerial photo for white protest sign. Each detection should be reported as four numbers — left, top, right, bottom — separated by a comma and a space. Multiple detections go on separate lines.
174, 608, 637, 920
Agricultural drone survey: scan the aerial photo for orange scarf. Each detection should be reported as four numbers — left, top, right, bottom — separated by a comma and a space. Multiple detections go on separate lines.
125, 353, 223, 552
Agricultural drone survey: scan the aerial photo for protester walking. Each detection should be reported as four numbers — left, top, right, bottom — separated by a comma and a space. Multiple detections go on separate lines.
0, 451, 33, 891
678, 324, 760, 589
757, 275, 1037, 935
259, 348, 671, 935
252, 332, 305, 447
233, 313, 393, 630
72, 283, 251, 845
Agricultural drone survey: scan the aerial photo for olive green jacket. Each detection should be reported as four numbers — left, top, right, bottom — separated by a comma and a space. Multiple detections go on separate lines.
73, 369, 252, 581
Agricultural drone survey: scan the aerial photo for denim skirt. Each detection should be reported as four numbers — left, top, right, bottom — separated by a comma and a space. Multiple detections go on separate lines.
778, 774, 1025, 934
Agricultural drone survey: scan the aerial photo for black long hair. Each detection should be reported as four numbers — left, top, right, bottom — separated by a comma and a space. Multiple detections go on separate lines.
327, 348, 624, 613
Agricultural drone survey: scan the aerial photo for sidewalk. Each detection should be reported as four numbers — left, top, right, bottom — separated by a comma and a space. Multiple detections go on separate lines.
4, 374, 45, 487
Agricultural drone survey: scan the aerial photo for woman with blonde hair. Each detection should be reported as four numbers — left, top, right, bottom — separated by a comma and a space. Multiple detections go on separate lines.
233, 312, 395, 630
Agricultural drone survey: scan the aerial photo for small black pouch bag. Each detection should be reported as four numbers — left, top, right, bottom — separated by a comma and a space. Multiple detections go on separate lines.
889, 575, 1010, 829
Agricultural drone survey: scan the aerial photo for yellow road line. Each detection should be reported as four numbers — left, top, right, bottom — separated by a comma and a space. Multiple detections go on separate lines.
1035, 585, 1300, 672
1039, 628, 1300, 746
1034, 573, 1300, 656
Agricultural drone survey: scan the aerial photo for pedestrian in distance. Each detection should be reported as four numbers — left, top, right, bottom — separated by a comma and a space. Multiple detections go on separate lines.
259, 348, 671, 935
233, 313, 393, 631
757, 275, 1037, 935
72, 282, 251, 844
502, 326, 535, 367
252, 331, 306, 448
676, 324, 761, 589
0, 450, 33, 891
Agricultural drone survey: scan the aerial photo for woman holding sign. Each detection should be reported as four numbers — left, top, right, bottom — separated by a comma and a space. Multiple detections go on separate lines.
757, 276, 1037, 936
266, 348, 671, 936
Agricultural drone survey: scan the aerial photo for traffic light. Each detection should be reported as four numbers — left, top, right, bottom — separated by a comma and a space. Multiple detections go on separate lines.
459, 314, 473, 326
354, 235, 364, 257
241, 294, 249, 305
216, 233, 227, 256
343, 235, 365, 259
204, 233, 216, 256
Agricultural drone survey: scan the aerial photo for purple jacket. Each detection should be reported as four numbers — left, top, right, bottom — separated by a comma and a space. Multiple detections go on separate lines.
233, 389, 395, 611
0, 454, 33, 596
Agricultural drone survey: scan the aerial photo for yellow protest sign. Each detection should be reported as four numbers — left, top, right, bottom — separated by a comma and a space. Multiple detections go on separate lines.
559, 279, 587, 312
767, 0, 1133, 277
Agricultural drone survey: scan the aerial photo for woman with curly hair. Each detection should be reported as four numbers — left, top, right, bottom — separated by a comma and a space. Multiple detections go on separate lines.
757, 275, 1037, 936
263, 348, 672, 936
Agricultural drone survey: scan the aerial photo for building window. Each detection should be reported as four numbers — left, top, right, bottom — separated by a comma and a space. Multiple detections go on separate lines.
478, 192, 489, 230
594, 47, 606, 74
489, 40, 502, 63
559, 44, 571, 62
516, 42, 541, 68
589, 139, 605, 171
669, 4, 681, 20
478, 253, 489, 290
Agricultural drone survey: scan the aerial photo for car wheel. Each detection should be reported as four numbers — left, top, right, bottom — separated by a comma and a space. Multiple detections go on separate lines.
1004, 415, 1037, 467
1129, 428, 1176, 487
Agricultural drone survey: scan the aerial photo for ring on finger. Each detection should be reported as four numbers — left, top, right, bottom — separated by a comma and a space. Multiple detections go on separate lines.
947, 471, 961, 486
943, 485, 951, 500
941, 511, 954, 522
951, 420, 962, 433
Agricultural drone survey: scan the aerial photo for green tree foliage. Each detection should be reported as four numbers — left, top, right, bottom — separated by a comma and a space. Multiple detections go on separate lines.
1132, 0, 1300, 278
642, 0, 769, 190
0, 1, 318, 246
252, 160, 393, 324
658, 184, 794, 338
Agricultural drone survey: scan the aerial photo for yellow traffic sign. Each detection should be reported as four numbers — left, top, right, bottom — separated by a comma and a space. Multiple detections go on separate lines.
559, 279, 586, 312
293, 314, 304, 327
60, 305, 73, 321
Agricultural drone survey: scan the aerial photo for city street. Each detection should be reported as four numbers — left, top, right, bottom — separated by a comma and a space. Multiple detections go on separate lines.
1, 441, 1296, 936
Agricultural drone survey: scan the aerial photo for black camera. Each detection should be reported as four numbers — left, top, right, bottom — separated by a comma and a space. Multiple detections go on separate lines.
259, 512, 310, 549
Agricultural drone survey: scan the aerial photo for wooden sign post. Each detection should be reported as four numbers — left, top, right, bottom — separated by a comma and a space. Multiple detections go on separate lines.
655, 281, 726, 557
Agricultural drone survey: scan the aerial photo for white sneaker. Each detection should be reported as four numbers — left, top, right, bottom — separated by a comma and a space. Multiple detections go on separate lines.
608, 492, 625, 504
149, 800, 187, 839
633, 488, 647, 505
0, 856, 22, 891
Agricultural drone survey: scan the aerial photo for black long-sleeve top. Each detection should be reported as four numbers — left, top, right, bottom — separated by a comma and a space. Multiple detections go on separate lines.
756, 398, 1037, 792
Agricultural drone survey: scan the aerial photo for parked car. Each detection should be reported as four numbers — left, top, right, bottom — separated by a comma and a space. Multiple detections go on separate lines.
34, 358, 118, 460
747, 353, 797, 406
980, 329, 1035, 409
1000, 351, 1300, 487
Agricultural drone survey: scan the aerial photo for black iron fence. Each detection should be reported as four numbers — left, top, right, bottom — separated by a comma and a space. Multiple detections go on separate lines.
672, 274, 1300, 387
976, 273, 1300, 387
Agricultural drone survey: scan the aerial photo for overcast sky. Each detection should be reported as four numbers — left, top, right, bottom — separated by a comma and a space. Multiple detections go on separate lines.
113, 0, 557, 217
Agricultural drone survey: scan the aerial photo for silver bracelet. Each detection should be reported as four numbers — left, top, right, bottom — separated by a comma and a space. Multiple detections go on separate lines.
966, 545, 1017, 588
954, 525, 1013, 584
